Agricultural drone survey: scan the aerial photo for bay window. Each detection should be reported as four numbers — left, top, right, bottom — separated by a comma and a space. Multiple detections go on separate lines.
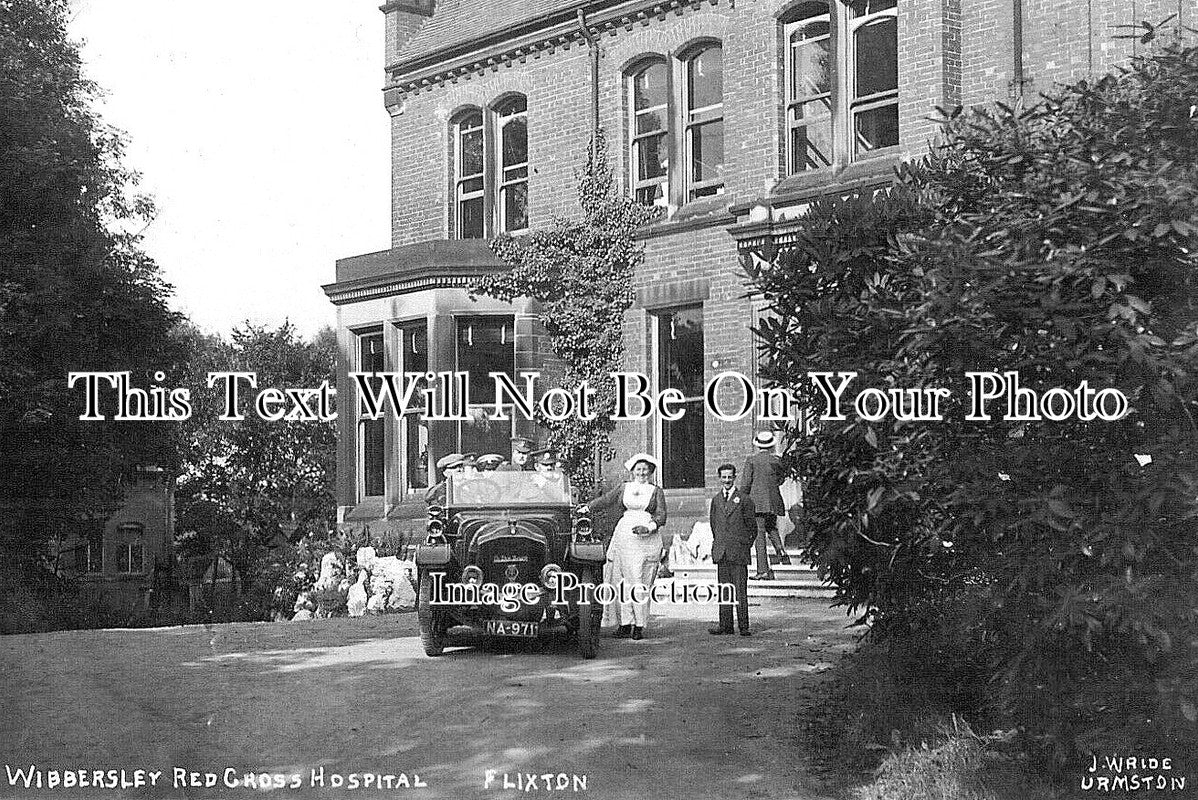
400, 323, 429, 492
358, 331, 385, 499
456, 317, 515, 456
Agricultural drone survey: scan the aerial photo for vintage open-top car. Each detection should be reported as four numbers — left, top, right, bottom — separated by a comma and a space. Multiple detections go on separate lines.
414, 470, 606, 658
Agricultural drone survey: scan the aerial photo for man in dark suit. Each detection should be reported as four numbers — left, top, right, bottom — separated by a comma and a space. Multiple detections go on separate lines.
709, 464, 757, 636
740, 430, 791, 580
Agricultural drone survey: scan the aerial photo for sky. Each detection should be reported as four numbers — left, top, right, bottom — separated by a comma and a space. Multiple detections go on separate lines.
68, 1, 391, 338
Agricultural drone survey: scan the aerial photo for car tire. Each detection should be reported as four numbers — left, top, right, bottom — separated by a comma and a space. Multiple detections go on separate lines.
418, 572, 448, 657
576, 567, 601, 659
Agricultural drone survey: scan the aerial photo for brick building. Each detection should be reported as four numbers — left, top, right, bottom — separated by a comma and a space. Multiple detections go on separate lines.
54, 466, 176, 620
324, 0, 1188, 535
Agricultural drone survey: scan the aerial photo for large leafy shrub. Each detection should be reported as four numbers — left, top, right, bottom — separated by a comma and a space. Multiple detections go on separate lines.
750, 42, 1198, 761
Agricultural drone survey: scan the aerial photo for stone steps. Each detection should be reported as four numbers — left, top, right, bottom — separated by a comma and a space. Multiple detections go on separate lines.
655, 489, 834, 599
660, 548, 835, 600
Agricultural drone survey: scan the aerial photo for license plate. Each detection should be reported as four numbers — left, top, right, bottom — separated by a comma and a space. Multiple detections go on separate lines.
485, 620, 539, 638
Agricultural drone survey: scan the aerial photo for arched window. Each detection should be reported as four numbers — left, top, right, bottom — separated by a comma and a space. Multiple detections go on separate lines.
784, 3, 832, 172
496, 95, 528, 232
453, 108, 485, 239
628, 58, 670, 207
780, 0, 898, 176
449, 95, 531, 238
849, 0, 898, 155
683, 44, 724, 199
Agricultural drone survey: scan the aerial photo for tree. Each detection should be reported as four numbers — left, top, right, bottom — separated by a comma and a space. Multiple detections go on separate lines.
0, 0, 184, 566
749, 38, 1198, 761
474, 133, 659, 494
175, 322, 337, 615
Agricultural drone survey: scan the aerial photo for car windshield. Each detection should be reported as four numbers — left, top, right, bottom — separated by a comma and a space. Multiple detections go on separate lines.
447, 471, 572, 506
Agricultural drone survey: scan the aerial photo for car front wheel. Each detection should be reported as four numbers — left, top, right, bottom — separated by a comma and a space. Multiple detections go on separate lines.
418, 572, 448, 656
576, 567, 601, 659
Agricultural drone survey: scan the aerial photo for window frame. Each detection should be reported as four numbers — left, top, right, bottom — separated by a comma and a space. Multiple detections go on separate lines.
356, 329, 387, 501
450, 95, 530, 239
454, 315, 516, 456
652, 304, 706, 490
847, 1, 899, 158
453, 108, 486, 239
495, 95, 529, 234
116, 524, 145, 574
780, 0, 899, 178
398, 321, 430, 494
627, 57, 672, 208
784, 3, 834, 174
76, 522, 103, 574
681, 43, 725, 201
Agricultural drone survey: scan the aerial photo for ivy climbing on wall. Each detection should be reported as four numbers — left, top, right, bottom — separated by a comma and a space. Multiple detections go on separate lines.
473, 132, 660, 496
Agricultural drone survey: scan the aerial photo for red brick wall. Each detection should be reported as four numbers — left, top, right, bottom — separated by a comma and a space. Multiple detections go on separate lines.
375, 0, 1175, 491
960, 0, 1190, 108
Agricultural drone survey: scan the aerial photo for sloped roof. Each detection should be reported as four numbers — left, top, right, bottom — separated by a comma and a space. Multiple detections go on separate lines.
395, 0, 587, 66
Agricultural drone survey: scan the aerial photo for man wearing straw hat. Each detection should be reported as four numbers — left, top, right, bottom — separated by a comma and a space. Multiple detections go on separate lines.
739, 430, 791, 580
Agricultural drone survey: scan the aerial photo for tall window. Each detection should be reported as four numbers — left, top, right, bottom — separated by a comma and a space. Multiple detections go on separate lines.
683, 45, 724, 200
656, 306, 705, 489
497, 96, 529, 232
400, 323, 429, 492
456, 317, 515, 457
75, 522, 103, 573
451, 95, 530, 238
626, 45, 725, 208
629, 59, 670, 207
782, 0, 898, 176
358, 331, 385, 499
454, 110, 485, 239
117, 524, 145, 574
849, 0, 898, 156
786, 3, 833, 172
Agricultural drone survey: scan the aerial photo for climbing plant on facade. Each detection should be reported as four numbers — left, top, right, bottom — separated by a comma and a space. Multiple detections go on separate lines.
474, 133, 659, 495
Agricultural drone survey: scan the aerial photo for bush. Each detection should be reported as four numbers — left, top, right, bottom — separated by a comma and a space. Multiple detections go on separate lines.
750, 40, 1198, 763
854, 721, 1057, 800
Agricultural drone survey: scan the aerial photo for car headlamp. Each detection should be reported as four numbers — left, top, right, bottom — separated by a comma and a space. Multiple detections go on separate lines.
572, 517, 593, 538
461, 565, 484, 585
426, 518, 445, 539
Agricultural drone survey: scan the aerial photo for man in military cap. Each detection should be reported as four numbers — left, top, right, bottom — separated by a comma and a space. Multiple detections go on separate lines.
497, 436, 537, 471
476, 454, 505, 471
424, 453, 466, 506
530, 448, 559, 473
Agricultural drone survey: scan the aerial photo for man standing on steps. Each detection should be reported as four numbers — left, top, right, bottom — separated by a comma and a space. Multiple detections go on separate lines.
709, 464, 757, 637
739, 430, 791, 580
